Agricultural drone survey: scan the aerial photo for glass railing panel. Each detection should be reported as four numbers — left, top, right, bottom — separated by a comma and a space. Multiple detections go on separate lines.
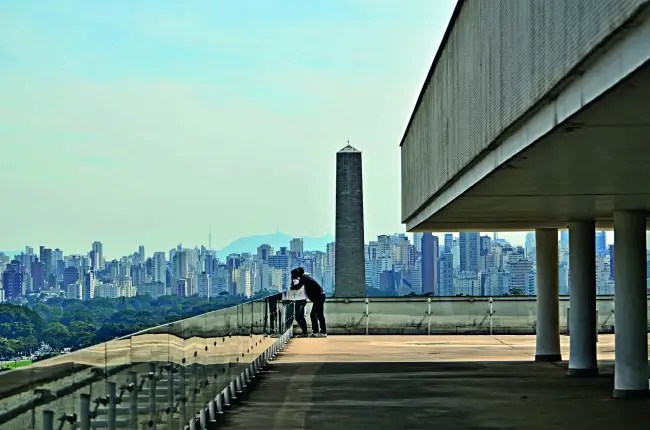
320, 298, 368, 334
363, 298, 430, 334
490, 297, 537, 334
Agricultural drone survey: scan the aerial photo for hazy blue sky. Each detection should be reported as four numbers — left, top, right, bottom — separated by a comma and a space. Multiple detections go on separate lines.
1, 1, 464, 256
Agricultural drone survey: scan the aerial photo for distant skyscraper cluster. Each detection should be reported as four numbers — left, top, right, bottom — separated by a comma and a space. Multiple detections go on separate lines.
362, 231, 624, 297
0, 230, 641, 302
0, 239, 336, 303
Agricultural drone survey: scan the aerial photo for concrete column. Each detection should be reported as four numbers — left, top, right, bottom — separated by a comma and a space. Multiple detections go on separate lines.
613, 211, 648, 398
535, 228, 561, 362
568, 221, 598, 376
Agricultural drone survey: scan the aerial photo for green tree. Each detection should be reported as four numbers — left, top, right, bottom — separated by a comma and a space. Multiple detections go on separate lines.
41, 322, 71, 350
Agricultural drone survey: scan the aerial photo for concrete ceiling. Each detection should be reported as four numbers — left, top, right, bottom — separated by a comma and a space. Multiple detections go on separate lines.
416, 62, 650, 231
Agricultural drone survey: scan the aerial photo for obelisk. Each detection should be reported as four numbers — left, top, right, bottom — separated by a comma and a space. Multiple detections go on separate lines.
335, 144, 366, 297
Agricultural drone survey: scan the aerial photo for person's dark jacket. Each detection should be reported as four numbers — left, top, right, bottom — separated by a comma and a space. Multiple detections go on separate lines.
291, 273, 324, 302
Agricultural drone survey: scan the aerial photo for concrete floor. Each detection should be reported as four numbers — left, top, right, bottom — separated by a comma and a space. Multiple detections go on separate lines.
218, 335, 649, 430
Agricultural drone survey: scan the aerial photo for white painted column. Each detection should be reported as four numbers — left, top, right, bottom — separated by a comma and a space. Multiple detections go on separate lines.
568, 221, 598, 376
535, 228, 561, 362
613, 211, 648, 398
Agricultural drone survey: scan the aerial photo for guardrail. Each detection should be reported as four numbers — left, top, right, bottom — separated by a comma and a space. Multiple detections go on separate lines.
0, 293, 294, 430
317, 296, 649, 335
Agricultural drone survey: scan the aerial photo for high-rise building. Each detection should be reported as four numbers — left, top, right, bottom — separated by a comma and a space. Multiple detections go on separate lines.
153, 252, 166, 286
595, 231, 607, 256
444, 234, 453, 254
421, 233, 439, 295
2, 262, 22, 301
83, 271, 95, 300
138, 245, 145, 263
456, 271, 479, 296
559, 231, 569, 253
413, 233, 424, 253
198, 272, 211, 298
31, 260, 45, 292
459, 232, 480, 273
290, 238, 304, 259
525, 232, 536, 261
439, 253, 453, 296
335, 145, 366, 297
507, 256, 533, 294
257, 244, 274, 263
608, 244, 615, 281
92, 242, 104, 270
63, 266, 79, 288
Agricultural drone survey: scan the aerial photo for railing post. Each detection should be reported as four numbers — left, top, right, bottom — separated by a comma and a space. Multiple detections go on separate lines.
229, 380, 237, 401
208, 399, 216, 423
42, 410, 54, 430
427, 298, 432, 336
365, 298, 370, 335
129, 371, 138, 430
216, 390, 224, 413
148, 362, 157, 426
488, 298, 494, 336
107, 381, 117, 430
80, 393, 91, 430
223, 387, 231, 407
167, 363, 174, 415
179, 364, 187, 425
199, 406, 207, 430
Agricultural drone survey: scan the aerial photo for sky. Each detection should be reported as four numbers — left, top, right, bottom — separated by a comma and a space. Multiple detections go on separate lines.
0, 0, 463, 256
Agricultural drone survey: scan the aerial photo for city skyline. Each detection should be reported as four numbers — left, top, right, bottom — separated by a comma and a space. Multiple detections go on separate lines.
2, 228, 640, 305
1, 230, 623, 262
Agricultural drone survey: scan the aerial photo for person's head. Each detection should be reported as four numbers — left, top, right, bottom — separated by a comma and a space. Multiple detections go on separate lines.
291, 267, 305, 279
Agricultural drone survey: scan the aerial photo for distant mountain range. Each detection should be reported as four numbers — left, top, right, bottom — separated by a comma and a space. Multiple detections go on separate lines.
216, 232, 334, 259
1, 232, 334, 261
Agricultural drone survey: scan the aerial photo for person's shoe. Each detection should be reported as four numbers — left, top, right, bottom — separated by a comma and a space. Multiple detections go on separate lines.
315, 333, 328, 338
296, 333, 309, 338
308, 333, 318, 337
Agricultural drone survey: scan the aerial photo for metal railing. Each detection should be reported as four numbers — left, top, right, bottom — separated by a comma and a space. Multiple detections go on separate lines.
0, 293, 294, 430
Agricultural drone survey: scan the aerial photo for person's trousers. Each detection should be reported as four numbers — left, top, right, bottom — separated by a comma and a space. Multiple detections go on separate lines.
294, 300, 307, 334
310, 295, 327, 334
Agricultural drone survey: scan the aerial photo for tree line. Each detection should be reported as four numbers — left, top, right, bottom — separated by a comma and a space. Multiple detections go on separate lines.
0, 293, 268, 359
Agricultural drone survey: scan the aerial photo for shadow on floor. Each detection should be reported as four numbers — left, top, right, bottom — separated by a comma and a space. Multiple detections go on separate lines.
215, 360, 648, 430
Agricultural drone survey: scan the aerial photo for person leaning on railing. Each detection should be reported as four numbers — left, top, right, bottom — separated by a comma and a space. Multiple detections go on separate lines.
290, 267, 327, 338
283, 270, 309, 337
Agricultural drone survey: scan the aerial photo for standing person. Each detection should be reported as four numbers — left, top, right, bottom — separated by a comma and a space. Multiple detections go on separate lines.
290, 267, 327, 337
284, 273, 308, 337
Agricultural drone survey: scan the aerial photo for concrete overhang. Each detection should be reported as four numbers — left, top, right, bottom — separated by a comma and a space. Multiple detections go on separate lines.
406, 10, 650, 232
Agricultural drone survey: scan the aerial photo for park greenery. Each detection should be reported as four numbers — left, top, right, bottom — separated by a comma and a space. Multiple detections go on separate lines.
0, 293, 270, 360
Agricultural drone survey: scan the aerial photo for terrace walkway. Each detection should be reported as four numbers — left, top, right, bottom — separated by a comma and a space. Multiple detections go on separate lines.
219, 335, 649, 430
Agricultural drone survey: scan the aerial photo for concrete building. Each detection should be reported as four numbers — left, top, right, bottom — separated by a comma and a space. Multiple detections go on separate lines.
400, 0, 650, 397
334, 145, 366, 297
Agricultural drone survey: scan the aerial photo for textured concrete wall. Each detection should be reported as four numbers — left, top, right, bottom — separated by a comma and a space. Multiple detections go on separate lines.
401, 0, 648, 223
335, 147, 366, 297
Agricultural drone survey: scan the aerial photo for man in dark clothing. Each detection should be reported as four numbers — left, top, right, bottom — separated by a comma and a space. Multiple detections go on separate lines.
290, 267, 327, 337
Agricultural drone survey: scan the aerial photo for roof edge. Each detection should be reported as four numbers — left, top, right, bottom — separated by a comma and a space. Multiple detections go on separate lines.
399, 0, 466, 147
